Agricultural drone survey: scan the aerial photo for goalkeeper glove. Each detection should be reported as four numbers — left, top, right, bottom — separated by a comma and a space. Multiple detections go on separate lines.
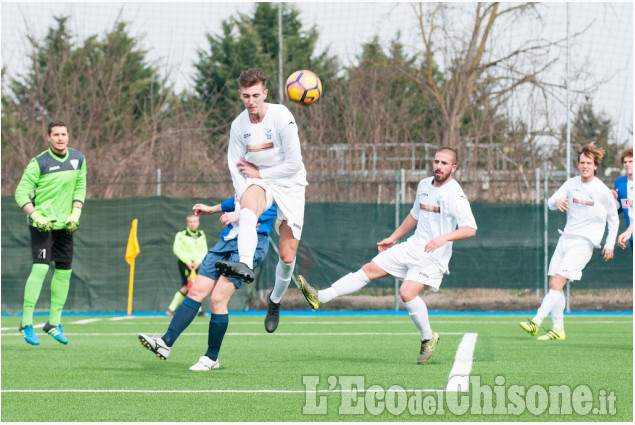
65, 206, 82, 233
30, 210, 55, 232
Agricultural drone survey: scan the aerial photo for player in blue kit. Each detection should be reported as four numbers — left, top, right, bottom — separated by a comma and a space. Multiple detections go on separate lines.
614, 147, 633, 249
139, 196, 277, 370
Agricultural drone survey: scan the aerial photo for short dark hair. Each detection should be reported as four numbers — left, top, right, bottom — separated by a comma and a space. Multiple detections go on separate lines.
47, 120, 68, 135
238, 68, 268, 89
620, 147, 633, 164
437, 147, 458, 165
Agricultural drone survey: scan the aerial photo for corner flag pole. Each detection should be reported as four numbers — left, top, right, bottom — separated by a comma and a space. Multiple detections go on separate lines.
125, 218, 141, 316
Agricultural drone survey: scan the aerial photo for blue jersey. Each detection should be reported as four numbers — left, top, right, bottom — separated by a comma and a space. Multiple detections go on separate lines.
218, 197, 277, 239
614, 175, 633, 242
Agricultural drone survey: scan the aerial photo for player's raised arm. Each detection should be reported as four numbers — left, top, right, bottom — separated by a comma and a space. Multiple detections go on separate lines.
192, 203, 220, 216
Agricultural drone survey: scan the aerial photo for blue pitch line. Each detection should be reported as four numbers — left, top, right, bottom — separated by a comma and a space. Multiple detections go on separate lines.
1, 310, 632, 317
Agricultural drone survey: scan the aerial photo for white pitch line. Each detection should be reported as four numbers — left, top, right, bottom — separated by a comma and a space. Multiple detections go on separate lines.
445, 333, 478, 392
92, 319, 634, 326
69, 318, 102, 325
1, 322, 45, 331
109, 316, 136, 321
2, 388, 444, 394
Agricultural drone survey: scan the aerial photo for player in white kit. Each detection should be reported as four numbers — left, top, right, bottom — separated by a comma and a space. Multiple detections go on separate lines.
520, 142, 619, 341
297, 148, 478, 364
215, 68, 308, 333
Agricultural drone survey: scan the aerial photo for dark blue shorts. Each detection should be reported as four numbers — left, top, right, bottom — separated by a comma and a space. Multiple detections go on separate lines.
199, 234, 270, 289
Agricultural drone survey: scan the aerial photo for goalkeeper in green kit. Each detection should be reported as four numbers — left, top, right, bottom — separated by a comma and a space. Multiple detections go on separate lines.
14, 120, 87, 345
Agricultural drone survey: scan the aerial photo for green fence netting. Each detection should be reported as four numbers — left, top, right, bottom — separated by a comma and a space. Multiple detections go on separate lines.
1, 196, 632, 313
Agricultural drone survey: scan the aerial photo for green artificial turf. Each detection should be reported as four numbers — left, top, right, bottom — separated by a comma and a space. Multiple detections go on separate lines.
1, 313, 632, 421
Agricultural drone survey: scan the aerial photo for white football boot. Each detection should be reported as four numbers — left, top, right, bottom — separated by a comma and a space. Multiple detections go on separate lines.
189, 356, 220, 371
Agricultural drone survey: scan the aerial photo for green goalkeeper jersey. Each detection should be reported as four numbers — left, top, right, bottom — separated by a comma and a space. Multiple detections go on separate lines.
15, 148, 87, 230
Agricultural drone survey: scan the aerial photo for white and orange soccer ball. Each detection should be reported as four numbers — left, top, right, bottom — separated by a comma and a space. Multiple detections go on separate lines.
285, 70, 322, 105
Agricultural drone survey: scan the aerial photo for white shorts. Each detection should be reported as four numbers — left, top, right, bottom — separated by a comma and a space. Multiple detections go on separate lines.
244, 178, 305, 240
372, 242, 445, 291
548, 234, 594, 281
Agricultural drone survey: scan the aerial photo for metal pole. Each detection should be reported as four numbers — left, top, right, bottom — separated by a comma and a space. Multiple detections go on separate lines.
535, 168, 540, 297
543, 168, 548, 296
278, 3, 284, 103
394, 170, 400, 311
535, 168, 540, 205
400, 169, 406, 204
156, 168, 162, 197
565, 3, 571, 179
566, 279, 571, 312
565, 3, 571, 313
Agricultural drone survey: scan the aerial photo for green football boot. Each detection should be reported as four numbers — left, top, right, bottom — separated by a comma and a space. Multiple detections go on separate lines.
519, 320, 539, 336
418, 332, 439, 365
297, 275, 322, 310
537, 328, 566, 341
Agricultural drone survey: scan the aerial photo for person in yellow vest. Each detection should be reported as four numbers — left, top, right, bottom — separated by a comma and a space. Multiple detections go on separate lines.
168, 214, 208, 315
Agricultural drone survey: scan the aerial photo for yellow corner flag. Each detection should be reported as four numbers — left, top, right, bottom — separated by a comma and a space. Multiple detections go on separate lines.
125, 218, 140, 265
126, 219, 140, 315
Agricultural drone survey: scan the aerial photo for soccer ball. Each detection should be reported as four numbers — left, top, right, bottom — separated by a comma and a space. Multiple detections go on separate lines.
285, 70, 322, 105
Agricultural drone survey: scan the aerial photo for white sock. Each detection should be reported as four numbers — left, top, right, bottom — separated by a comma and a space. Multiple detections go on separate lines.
269, 258, 295, 303
237, 209, 258, 269
318, 269, 370, 304
534, 289, 563, 326
404, 296, 433, 340
550, 290, 566, 329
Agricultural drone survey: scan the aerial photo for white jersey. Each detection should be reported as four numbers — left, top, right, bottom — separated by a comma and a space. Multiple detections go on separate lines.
228, 103, 308, 198
548, 176, 619, 249
406, 177, 477, 273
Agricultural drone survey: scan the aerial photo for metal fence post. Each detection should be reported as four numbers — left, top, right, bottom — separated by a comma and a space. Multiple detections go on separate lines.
543, 168, 548, 296
535, 168, 540, 297
156, 168, 162, 196
394, 170, 400, 311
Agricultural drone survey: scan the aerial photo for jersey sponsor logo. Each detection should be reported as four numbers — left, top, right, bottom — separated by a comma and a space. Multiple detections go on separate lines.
418, 271, 429, 278
247, 142, 274, 152
70, 159, 79, 169
243, 133, 251, 139
293, 223, 302, 230
289, 121, 295, 126
48, 165, 60, 171
420, 203, 441, 213
572, 197, 594, 206
622, 199, 633, 209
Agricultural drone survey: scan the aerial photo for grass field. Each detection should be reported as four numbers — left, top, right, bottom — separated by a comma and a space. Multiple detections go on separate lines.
1, 312, 632, 422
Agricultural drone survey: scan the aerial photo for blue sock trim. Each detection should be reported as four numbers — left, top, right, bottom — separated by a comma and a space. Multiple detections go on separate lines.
183, 297, 201, 309
210, 313, 229, 323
